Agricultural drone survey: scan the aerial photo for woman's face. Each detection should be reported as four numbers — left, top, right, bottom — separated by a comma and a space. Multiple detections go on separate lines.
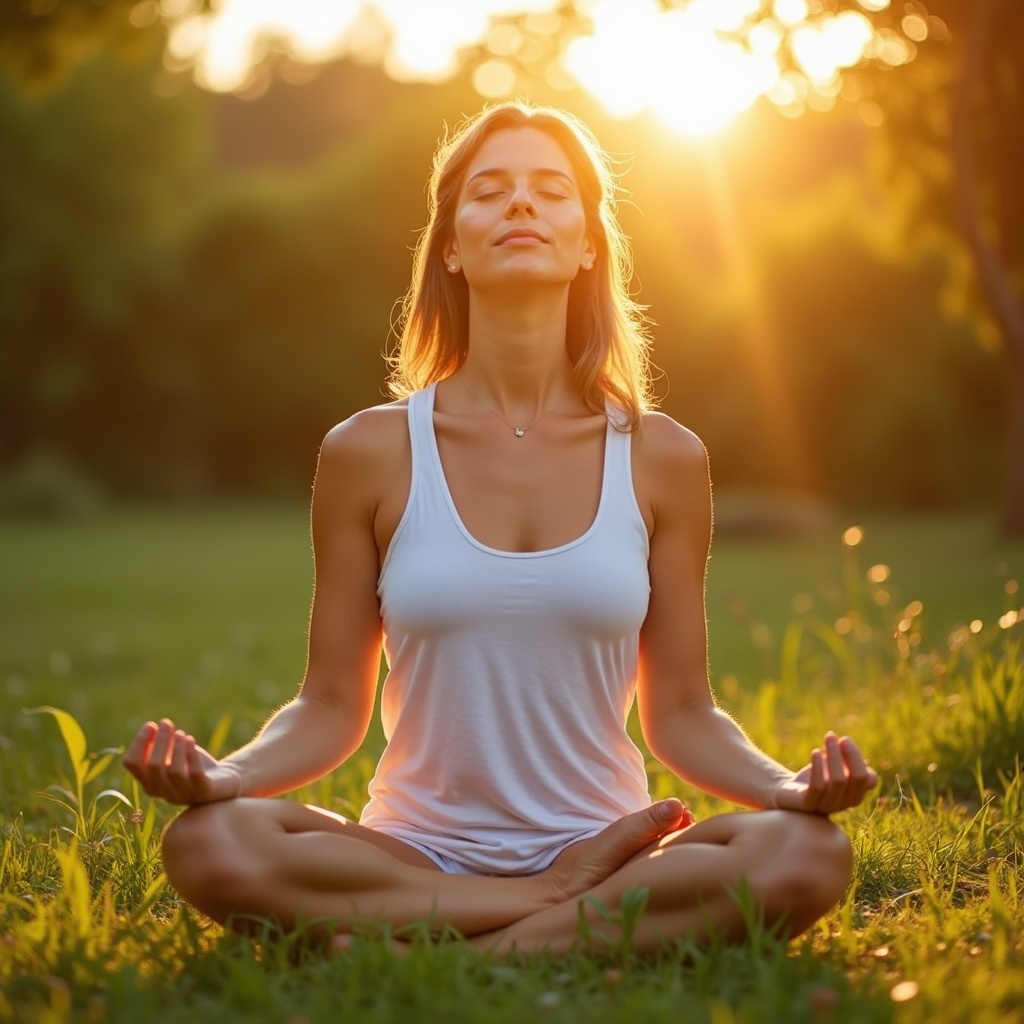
446, 126, 596, 291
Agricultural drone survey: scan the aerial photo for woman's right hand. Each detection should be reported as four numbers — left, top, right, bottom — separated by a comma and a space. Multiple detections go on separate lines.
123, 719, 242, 806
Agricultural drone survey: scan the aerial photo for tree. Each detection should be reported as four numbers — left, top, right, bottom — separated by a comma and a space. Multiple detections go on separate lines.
2, 1, 1018, 521
817, 0, 1023, 533
0, 0, 206, 92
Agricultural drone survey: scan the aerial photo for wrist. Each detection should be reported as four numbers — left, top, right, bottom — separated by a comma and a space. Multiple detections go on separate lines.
759, 771, 792, 811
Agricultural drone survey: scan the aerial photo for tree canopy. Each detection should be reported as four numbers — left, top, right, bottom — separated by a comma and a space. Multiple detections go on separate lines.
0, 1, 1016, 526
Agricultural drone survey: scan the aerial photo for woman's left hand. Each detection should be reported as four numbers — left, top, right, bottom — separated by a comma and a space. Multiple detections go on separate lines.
771, 732, 879, 815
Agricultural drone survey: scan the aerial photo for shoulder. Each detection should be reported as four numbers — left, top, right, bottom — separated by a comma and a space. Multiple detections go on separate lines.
317, 400, 410, 476
312, 399, 411, 514
634, 411, 708, 480
633, 412, 711, 538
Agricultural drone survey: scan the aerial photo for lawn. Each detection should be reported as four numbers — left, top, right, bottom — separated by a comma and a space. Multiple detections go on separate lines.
1, 505, 1022, 1023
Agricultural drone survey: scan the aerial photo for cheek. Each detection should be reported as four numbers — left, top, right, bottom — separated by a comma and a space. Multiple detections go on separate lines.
556, 205, 588, 245
453, 205, 487, 249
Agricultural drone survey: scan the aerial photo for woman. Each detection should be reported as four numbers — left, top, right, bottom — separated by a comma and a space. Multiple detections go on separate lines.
124, 101, 877, 956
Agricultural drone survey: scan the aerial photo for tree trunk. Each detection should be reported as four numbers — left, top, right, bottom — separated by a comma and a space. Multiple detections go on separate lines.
951, 0, 1024, 534
1003, 346, 1024, 535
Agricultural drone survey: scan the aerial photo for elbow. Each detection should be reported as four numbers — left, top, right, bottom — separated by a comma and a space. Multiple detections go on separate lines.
642, 698, 717, 766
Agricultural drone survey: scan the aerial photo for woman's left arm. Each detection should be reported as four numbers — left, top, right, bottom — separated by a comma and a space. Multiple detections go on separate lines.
634, 415, 877, 814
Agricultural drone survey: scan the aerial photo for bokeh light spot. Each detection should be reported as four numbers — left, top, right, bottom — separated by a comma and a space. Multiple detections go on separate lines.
890, 981, 920, 1004
901, 14, 928, 42
858, 100, 884, 126
486, 23, 523, 56
473, 59, 517, 98
773, 0, 809, 27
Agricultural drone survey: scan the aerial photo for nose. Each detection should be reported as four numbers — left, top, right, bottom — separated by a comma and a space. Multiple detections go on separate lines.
505, 181, 536, 217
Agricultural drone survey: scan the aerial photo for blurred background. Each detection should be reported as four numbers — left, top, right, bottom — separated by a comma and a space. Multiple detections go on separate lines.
1, 0, 1020, 531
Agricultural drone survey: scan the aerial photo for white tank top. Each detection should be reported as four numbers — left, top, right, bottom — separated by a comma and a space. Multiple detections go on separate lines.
359, 383, 652, 874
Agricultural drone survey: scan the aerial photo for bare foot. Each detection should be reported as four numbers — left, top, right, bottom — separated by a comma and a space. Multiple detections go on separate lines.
539, 800, 693, 903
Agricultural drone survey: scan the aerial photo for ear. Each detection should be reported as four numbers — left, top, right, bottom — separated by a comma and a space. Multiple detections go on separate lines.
580, 235, 598, 271
442, 242, 461, 274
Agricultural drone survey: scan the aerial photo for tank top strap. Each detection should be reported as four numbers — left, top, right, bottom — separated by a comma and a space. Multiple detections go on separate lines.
407, 382, 438, 469
601, 406, 650, 556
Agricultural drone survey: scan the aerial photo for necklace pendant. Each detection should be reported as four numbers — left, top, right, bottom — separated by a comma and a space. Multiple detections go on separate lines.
514, 427, 525, 437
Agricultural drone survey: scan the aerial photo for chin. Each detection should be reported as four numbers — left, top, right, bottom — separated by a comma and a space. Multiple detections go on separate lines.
471, 266, 578, 290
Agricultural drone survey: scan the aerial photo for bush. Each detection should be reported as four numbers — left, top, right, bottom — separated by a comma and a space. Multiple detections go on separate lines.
0, 451, 105, 520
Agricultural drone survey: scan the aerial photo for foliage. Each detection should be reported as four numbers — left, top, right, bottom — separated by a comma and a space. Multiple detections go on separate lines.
844, 0, 1024, 531
0, 451, 105, 520
0, 0, 206, 94
0, 47, 1006, 506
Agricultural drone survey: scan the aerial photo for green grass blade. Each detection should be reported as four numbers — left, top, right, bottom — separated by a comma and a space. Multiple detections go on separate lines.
26, 706, 88, 794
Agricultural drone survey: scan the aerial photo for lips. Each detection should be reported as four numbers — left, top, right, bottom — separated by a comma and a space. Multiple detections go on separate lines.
495, 228, 547, 245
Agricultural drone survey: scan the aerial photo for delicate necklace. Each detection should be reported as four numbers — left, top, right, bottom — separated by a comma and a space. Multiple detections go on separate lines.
456, 374, 561, 437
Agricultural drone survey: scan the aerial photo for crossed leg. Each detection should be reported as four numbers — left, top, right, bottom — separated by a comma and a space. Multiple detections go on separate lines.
160, 799, 851, 954
479, 810, 852, 955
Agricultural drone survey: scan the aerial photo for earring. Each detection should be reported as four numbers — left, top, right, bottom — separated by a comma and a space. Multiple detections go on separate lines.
448, 262, 457, 272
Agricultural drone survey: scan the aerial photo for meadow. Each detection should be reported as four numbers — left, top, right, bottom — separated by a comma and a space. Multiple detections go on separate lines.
1, 506, 1022, 1023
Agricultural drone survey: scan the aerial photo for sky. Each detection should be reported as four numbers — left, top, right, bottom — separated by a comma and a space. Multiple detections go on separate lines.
163, 0, 925, 137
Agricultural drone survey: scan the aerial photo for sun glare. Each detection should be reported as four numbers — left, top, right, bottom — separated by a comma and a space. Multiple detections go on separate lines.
565, 0, 782, 137
168, 0, 363, 91
168, 0, 908, 136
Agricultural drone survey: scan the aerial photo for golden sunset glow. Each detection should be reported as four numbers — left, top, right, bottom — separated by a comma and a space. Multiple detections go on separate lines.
166, 0, 921, 136
565, 0, 778, 136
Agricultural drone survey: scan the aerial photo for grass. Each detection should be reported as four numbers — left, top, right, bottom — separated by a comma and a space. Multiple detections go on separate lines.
1, 505, 1023, 1023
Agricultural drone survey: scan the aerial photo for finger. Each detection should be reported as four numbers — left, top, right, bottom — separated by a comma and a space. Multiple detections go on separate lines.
186, 738, 222, 802
839, 736, 880, 802
186, 737, 205, 776
824, 732, 847, 784
166, 730, 190, 802
123, 722, 157, 774
821, 733, 851, 812
149, 719, 174, 769
585, 800, 687, 874
142, 720, 177, 797
805, 748, 825, 810
839, 736, 869, 785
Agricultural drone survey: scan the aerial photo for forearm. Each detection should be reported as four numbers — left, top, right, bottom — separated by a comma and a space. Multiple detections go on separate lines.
646, 704, 791, 810
222, 694, 365, 798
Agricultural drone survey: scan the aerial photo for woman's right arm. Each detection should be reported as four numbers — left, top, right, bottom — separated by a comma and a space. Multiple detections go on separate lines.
124, 412, 393, 805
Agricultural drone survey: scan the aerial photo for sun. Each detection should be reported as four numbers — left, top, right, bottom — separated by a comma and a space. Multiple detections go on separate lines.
565, 0, 779, 137
168, 0, 887, 137
563, 0, 880, 137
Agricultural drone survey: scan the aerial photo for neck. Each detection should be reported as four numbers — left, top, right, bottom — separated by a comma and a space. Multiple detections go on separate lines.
459, 288, 575, 418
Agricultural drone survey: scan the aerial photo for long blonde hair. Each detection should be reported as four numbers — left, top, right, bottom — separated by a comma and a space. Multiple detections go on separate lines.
388, 100, 653, 428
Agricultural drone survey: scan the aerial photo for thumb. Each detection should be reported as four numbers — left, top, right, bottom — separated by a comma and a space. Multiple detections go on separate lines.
589, 800, 690, 870
652, 798, 691, 830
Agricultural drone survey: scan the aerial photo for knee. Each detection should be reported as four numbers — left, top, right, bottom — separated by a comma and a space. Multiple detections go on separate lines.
161, 801, 261, 915
750, 813, 853, 929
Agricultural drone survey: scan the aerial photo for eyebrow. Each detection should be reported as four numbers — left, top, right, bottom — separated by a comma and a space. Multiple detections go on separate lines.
465, 167, 576, 187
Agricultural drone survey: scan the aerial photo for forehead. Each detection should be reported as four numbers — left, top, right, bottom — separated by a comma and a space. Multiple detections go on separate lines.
463, 126, 577, 181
